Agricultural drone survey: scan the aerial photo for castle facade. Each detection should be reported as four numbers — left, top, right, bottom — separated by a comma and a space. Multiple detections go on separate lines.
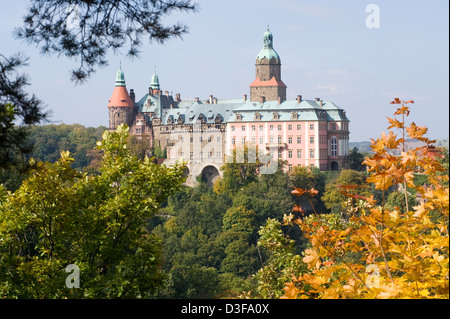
107, 28, 350, 186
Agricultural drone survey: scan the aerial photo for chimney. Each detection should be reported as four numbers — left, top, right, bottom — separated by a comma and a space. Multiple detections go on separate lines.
209, 94, 213, 104
165, 90, 169, 96
175, 93, 181, 101
213, 97, 218, 104
320, 100, 323, 107
130, 89, 135, 103
260, 96, 266, 103
315, 97, 320, 102
243, 94, 247, 102
297, 95, 302, 103
195, 97, 200, 102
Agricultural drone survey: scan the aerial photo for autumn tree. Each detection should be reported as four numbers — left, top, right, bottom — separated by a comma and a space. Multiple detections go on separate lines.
262, 99, 448, 299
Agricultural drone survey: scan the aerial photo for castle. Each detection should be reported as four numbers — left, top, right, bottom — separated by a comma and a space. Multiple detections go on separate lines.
107, 28, 350, 186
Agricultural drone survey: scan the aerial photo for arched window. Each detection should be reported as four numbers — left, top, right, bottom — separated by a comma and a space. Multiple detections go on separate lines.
331, 136, 338, 156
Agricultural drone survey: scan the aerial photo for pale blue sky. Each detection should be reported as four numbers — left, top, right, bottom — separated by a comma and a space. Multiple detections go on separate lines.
1, 0, 448, 141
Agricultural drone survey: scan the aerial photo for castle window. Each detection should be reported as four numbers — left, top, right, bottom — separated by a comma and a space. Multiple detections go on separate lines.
231, 126, 235, 131
278, 136, 282, 144
297, 124, 301, 130
297, 149, 301, 158
241, 126, 245, 131
288, 137, 292, 144
278, 125, 282, 131
236, 113, 242, 120
310, 124, 314, 130
292, 113, 298, 119
259, 125, 263, 131
251, 125, 256, 131
331, 136, 338, 156
259, 137, 264, 145
270, 125, 274, 131
273, 113, 279, 120
297, 136, 301, 144
278, 150, 282, 158
288, 125, 292, 130
310, 149, 315, 158
288, 150, 292, 158
255, 113, 261, 120
232, 137, 236, 145
310, 136, 315, 144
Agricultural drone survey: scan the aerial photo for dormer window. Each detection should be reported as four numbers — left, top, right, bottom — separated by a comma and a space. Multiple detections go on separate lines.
255, 113, 261, 120
236, 113, 242, 121
292, 112, 298, 119
273, 112, 279, 120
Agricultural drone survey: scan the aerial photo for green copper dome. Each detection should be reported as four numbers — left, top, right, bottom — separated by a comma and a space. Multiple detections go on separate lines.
257, 26, 280, 61
115, 64, 126, 87
150, 71, 160, 90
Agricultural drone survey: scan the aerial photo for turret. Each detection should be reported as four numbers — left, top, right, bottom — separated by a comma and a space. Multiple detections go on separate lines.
107, 64, 134, 130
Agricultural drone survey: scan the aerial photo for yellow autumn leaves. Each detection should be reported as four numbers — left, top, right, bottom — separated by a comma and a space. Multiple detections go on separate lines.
282, 99, 449, 299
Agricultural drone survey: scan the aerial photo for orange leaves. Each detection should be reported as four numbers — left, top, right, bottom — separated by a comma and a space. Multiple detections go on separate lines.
291, 188, 307, 196
282, 282, 300, 299
391, 98, 413, 116
406, 122, 428, 140
303, 249, 321, 269
387, 117, 404, 130
282, 98, 449, 299
291, 187, 319, 197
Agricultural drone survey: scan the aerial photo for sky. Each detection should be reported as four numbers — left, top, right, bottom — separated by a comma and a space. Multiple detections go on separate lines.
1, 0, 449, 142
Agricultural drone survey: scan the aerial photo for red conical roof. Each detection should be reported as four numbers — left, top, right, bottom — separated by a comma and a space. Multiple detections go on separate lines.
107, 86, 134, 108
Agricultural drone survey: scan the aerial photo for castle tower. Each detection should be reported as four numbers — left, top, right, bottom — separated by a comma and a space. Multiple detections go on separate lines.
107, 65, 134, 130
149, 70, 161, 95
250, 27, 287, 102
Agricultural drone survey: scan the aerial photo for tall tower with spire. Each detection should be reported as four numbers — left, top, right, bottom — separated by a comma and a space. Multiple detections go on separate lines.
250, 27, 287, 102
107, 65, 135, 130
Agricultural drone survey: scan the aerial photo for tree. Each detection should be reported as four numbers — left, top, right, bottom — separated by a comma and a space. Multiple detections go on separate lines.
14, 0, 198, 83
215, 145, 262, 195
321, 169, 370, 214
0, 124, 186, 298
254, 99, 448, 299
348, 147, 366, 171
0, 54, 45, 168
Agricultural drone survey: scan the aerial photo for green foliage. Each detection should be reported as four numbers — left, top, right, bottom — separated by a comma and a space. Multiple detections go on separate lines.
152, 143, 167, 159
215, 145, 261, 195
253, 219, 305, 299
348, 147, 366, 171
321, 169, 369, 214
0, 124, 186, 298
